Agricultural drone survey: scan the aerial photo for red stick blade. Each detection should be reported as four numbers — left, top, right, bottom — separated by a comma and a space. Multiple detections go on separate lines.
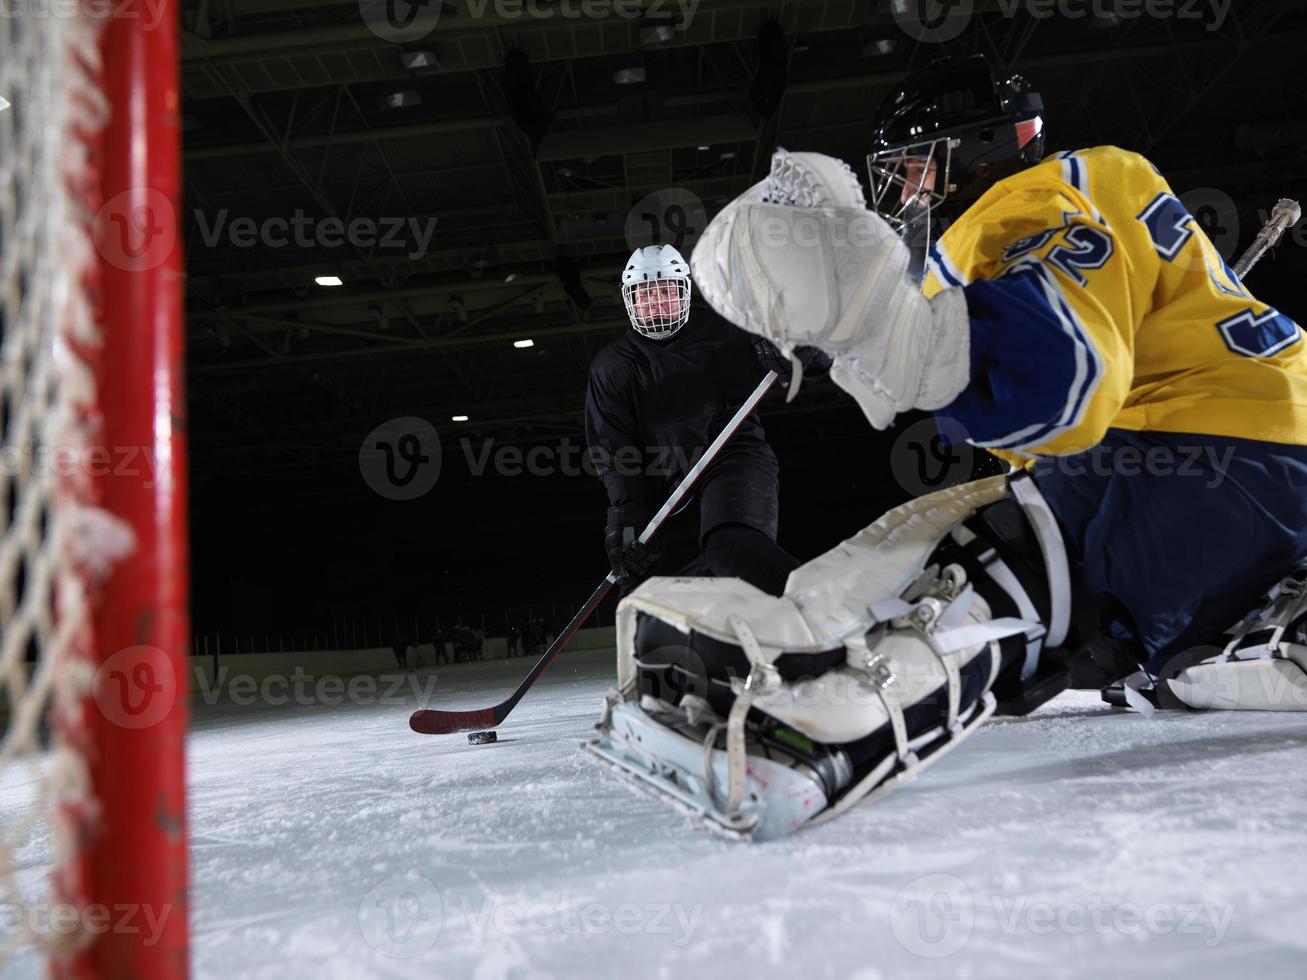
409, 707, 497, 735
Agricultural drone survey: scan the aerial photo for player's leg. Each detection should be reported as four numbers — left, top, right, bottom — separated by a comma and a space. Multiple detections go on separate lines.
697, 456, 797, 596
702, 523, 800, 596
1024, 428, 1307, 709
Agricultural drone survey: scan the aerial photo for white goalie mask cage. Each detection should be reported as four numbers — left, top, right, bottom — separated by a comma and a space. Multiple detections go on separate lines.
621, 245, 692, 340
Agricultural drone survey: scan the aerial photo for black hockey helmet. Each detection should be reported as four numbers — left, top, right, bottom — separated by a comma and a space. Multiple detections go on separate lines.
867, 55, 1045, 233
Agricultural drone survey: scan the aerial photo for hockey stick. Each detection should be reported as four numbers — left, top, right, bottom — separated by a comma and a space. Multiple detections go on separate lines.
1233, 198, 1301, 279
409, 370, 782, 735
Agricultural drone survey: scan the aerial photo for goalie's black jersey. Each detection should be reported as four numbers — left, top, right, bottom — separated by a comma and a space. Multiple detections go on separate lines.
584, 310, 779, 531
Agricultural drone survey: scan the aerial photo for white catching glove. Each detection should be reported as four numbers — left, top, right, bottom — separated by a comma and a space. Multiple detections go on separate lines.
690, 148, 971, 429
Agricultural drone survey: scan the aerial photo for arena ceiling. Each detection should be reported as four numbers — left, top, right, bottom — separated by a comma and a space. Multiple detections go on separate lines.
181, 0, 1307, 482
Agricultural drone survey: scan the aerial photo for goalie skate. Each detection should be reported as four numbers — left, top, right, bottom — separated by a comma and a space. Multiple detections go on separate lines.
584, 695, 844, 841
1105, 565, 1307, 713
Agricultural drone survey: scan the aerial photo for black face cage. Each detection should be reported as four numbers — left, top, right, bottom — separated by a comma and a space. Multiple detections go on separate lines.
865, 136, 959, 237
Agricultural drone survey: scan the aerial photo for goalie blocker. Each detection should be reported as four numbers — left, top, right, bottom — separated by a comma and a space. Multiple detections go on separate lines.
586, 474, 1307, 840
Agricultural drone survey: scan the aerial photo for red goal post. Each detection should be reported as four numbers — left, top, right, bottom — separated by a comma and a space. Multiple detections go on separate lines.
0, 2, 188, 977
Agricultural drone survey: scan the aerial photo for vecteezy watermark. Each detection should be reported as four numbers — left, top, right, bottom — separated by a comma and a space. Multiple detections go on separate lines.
891, 417, 977, 498
193, 669, 442, 709
890, 873, 975, 958
460, 437, 704, 481
449, 895, 703, 945
0, 901, 174, 947
359, 873, 443, 958
94, 646, 178, 731
190, 210, 439, 261
0, 443, 162, 490
892, 0, 1234, 42
356, 873, 702, 957
1179, 187, 1240, 267
753, 207, 905, 253
358, 0, 444, 44
896, 418, 1242, 494
360, 0, 699, 44
890, 874, 1236, 958
0, 0, 169, 32
358, 427, 716, 500
1005, 0, 1233, 32
359, 417, 442, 501
1038, 441, 1237, 489
94, 187, 177, 274
988, 895, 1235, 944
891, 0, 975, 44
625, 187, 709, 254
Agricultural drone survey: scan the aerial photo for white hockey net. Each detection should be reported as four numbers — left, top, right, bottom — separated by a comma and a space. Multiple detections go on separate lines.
0, 5, 132, 967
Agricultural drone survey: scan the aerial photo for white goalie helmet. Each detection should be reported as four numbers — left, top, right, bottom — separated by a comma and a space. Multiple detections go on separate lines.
621, 244, 692, 340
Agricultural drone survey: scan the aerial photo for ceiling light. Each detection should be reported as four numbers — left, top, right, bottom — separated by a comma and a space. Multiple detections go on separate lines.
401, 50, 438, 70
315, 275, 343, 287
514, 339, 534, 349
613, 67, 646, 85
697, 144, 710, 151
862, 39, 897, 58
381, 90, 421, 110
639, 24, 676, 45
451, 415, 469, 422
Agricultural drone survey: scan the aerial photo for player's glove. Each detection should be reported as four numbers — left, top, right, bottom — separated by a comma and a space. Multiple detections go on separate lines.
605, 505, 661, 583
752, 338, 833, 389
690, 148, 970, 430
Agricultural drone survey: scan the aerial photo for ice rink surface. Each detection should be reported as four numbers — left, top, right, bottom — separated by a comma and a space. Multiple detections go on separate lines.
5, 648, 1307, 979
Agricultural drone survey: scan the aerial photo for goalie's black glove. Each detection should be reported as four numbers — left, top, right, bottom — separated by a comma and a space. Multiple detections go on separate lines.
752, 338, 833, 387
605, 505, 662, 584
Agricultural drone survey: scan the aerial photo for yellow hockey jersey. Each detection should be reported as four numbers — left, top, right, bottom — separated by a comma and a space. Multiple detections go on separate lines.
921, 145, 1307, 459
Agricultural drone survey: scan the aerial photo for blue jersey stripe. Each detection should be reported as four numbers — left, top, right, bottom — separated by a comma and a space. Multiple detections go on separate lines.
942, 261, 1103, 452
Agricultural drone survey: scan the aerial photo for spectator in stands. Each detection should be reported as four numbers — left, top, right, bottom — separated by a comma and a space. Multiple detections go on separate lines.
432, 626, 450, 665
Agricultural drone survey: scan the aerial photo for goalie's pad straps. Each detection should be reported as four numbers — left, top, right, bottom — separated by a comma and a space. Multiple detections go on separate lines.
954, 524, 1049, 681
869, 594, 1034, 730
1009, 474, 1072, 649
936, 640, 963, 733
846, 634, 916, 767
724, 615, 782, 814
1221, 568, 1307, 662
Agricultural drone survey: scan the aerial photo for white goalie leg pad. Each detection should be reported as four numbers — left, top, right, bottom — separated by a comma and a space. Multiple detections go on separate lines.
1163, 569, 1307, 712
689, 147, 970, 429
595, 477, 1041, 838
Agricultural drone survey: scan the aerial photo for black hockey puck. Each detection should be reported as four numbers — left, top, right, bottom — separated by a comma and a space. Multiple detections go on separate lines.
467, 730, 497, 745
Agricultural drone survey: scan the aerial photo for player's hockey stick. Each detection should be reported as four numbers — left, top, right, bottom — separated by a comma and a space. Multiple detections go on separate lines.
409, 370, 782, 735
1233, 198, 1301, 279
